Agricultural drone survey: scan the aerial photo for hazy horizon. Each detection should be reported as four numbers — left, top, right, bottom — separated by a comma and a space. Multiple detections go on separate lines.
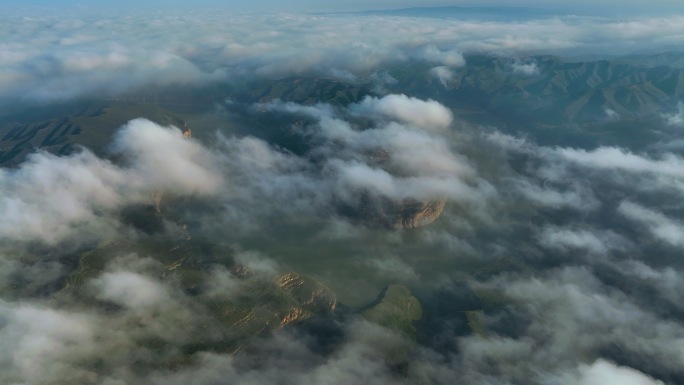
2, 1, 684, 14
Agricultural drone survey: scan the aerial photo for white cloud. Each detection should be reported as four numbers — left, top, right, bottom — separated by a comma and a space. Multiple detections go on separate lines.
350, 94, 453, 130
513, 179, 599, 211
0, 150, 131, 244
430, 66, 454, 88
416, 45, 466, 67
0, 119, 221, 244
92, 271, 170, 309
335, 161, 396, 197
537, 227, 625, 255
234, 250, 282, 277
575, 359, 665, 385
4, 12, 684, 101
604, 108, 619, 121
0, 303, 99, 384
662, 102, 684, 127
257, 94, 489, 208
512, 61, 540, 76
465, 267, 684, 384
365, 256, 419, 282
618, 201, 684, 247
113, 118, 221, 194
558, 146, 684, 178
4, 10, 684, 383
617, 261, 684, 305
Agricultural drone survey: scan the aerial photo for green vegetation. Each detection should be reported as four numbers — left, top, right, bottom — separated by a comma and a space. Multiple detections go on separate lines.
465, 310, 487, 337
59, 235, 339, 358
361, 285, 423, 366
362, 285, 423, 338
0, 100, 189, 165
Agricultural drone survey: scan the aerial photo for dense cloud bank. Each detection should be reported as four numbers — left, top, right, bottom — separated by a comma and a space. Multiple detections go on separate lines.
2, 87, 684, 383
3, 10, 684, 101
0, 119, 221, 245
0, 93, 480, 246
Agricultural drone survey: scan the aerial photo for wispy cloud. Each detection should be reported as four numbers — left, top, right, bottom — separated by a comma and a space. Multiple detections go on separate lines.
3, 7, 684, 385
0, 119, 221, 244
3, 12, 684, 101
662, 102, 684, 127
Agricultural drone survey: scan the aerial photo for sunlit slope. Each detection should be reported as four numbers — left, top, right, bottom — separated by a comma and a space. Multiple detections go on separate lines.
387, 55, 684, 125
62, 235, 429, 361
0, 101, 188, 166
4, 53, 683, 166
63, 238, 336, 351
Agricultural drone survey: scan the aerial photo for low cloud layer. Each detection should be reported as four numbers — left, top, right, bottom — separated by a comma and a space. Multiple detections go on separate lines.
618, 201, 684, 247
511, 60, 540, 76
662, 102, 684, 127
0, 95, 684, 385
350, 94, 454, 131
3, 7, 684, 380
3, 10, 684, 101
3, 93, 684, 384
429, 66, 454, 88
575, 360, 665, 385
0, 119, 221, 245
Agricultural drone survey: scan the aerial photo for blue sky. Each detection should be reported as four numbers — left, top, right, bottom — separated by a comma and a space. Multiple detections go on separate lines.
4, 0, 684, 13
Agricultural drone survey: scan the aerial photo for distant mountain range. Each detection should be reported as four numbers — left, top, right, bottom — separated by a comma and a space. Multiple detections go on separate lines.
391, 54, 684, 123
353, 6, 575, 21
343, 5, 684, 20
3, 51, 684, 167
230, 53, 684, 127
228, 52, 684, 149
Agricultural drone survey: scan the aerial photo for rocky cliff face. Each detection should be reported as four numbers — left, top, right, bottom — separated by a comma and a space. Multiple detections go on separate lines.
217, 272, 337, 349
276, 272, 337, 313
340, 194, 446, 230
338, 149, 447, 229
387, 198, 446, 229
65, 239, 338, 354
